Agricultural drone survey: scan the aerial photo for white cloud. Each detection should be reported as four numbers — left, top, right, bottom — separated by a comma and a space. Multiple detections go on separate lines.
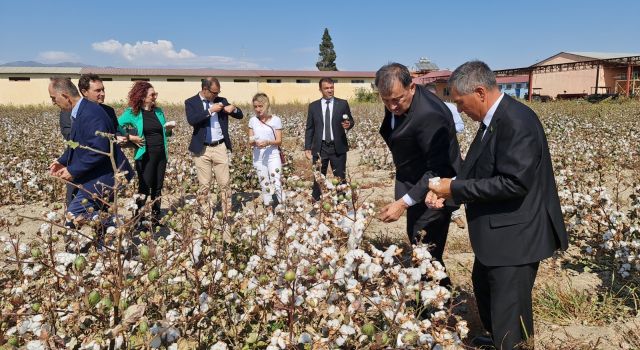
38, 51, 79, 62
91, 39, 261, 69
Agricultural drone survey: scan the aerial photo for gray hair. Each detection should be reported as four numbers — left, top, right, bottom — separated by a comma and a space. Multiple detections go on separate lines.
50, 77, 80, 97
375, 62, 412, 95
448, 60, 497, 95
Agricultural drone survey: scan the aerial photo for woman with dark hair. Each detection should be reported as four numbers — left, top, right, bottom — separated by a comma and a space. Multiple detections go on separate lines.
118, 81, 176, 222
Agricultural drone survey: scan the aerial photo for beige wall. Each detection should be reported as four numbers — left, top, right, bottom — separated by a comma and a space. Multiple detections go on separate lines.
0, 74, 374, 105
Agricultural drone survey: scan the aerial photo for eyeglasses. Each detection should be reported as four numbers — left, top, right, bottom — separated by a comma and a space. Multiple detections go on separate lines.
207, 89, 221, 95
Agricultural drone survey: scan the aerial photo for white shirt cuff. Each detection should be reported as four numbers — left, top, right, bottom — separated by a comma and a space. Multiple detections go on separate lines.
402, 194, 417, 207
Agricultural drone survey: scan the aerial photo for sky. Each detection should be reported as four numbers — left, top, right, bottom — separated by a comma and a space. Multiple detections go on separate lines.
2, 0, 639, 72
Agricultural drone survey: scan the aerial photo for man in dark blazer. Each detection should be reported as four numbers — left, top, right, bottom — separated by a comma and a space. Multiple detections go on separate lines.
59, 74, 119, 141
185, 77, 243, 212
377, 63, 461, 289
428, 61, 568, 349
48, 78, 132, 224
59, 74, 123, 206
305, 77, 354, 201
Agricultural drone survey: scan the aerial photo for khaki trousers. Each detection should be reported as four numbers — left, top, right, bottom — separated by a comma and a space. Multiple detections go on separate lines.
193, 143, 231, 210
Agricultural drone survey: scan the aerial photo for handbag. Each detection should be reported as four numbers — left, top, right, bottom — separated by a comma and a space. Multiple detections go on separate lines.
257, 117, 286, 164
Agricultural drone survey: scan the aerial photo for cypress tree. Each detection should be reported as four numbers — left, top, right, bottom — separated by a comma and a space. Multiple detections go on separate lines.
316, 28, 338, 71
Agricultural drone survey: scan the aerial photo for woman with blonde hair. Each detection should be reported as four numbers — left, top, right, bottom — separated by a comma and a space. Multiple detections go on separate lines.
248, 93, 285, 214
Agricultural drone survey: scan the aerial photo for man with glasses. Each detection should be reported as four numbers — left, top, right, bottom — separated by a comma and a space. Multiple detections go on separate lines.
185, 77, 243, 214
377, 63, 461, 290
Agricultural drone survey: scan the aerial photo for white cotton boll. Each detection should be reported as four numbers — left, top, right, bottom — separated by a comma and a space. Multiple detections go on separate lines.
210, 341, 228, 350
26, 340, 46, 350
227, 269, 238, 279
166, 310, 180, 323
346, 278, 358, 290
339, 324, 356, 336
326, 319, 341, 330
46, 211, 59, 221
39, 223, 51, 234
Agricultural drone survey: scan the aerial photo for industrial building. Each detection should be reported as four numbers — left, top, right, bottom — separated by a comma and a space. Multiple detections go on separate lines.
0, 67, 376, 105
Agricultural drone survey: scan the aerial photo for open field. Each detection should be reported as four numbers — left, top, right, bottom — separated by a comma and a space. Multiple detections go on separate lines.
1, 100, 639, 349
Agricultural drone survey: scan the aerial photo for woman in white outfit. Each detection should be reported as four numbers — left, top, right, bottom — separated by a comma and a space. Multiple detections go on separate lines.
248, 93, 285, 212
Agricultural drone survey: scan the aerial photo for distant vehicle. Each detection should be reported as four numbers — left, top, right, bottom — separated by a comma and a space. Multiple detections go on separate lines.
556, 93, 588, 101
524, 92, 553, 102
586, 93, 619, 103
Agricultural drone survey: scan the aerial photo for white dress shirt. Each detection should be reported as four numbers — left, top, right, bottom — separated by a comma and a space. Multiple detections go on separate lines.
322, 98, 334, 141
200, 93, 224, 142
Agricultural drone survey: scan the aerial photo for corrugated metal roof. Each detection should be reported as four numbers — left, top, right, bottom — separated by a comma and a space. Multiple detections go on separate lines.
0, 66, 83, 74
412, 70, 452, 84
566, 52, 640, 60
496, 75, 528, 83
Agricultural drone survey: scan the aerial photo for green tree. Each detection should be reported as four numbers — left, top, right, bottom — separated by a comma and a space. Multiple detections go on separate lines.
316, 28, 338, 71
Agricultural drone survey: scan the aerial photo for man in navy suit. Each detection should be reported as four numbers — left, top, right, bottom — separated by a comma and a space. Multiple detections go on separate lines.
48, 78, 132, 224
185, 77, 243, 212
304, 77, 354, 201
428, 61, 568, 349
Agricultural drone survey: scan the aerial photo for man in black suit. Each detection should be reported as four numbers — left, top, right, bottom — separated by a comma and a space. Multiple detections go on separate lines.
377, 63, 461, 289
428, 61, 568, 349
305, 77, 354, 201
185, 77, 243, 212
59, 74, 119, 140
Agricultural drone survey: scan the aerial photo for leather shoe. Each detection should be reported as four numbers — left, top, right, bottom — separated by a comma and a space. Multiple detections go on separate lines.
471, 336, 495, 349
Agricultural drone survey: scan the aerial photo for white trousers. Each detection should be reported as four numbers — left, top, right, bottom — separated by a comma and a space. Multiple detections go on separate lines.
253, 149, 285, 206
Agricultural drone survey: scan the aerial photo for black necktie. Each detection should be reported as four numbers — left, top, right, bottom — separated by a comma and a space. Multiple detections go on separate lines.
469, 122, 487, 149
324, 100, 332, 141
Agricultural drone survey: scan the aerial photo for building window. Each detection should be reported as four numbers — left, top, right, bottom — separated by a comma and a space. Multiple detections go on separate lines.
506, 84, 513, 89
234, 79, 250, 83
131, 78, 150, 81
333, 80, 339, 83
443, 87, 450, 96
9, 77, 30, 81
351, 79, 365, 84
296, 79, 311, 83
515, 83, 522, 89
167, 78, 184, 82
267, 79, 281, 83
101, 77, 113, 81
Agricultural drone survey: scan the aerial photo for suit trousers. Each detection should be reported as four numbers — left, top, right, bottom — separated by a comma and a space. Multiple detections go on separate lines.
312, 141, 347, 201
67, 184, 110, 219
193, 143, 231, 208
472, 259, 539, 349
407, 204, 452, 288
135, 148, 167, 215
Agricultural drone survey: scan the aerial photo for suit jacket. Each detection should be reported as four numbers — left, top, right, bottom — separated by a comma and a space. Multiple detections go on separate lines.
380, 85, 461, 203
451, 94, 568, 266
58, 99, 133, 192
305, 97, 354, 155
59, 103, 119, 140
185, 94, 243, 154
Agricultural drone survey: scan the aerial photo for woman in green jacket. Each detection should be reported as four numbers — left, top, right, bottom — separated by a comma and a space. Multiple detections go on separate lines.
119, 81, 175, 222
